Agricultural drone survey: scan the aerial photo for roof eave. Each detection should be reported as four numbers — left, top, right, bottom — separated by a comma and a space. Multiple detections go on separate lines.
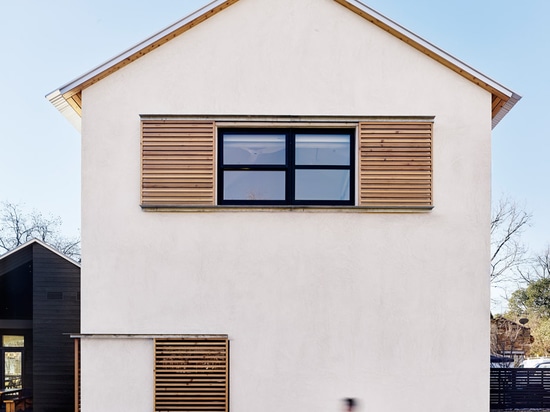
46, 90, 82, 132
60, 0, 237, 95
492, 92, 522, 129
47, 0, 521, 130
337, 0, 521, 129
46, 0, 238, 131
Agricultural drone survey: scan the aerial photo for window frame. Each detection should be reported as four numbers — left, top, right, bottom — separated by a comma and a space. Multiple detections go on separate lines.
140, 116, 434, 210
217, 127, 355, 206
1, 335, 24, 390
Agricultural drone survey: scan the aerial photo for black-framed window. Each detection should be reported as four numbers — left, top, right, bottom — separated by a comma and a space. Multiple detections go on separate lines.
218, 128, 355, 205
1, 335, 24, 390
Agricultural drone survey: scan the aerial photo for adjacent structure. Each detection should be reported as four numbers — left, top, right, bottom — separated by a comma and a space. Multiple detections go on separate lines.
491, 315, 533, 366
0, 239, 80, 412
48, 0, 520, 411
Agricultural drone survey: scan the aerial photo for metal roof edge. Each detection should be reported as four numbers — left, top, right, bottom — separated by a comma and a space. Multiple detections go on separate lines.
0, 238, 81, 268
47, 0, 521, 128
57, 0, 229, 96
47, 0, 233, 130
46, 90, 81, 131
341, 0, 518, 100
492, 92, 522, 129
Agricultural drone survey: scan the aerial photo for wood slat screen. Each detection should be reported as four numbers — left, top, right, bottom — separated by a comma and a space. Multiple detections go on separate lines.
141, 120, 215, 207
154, 338, 229, 412
359, 121, 433, 207
74, 338, 81, 412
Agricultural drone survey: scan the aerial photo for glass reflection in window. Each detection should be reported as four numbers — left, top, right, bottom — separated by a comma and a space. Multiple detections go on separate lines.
295, 134, 350, 166
4, 352, 22, 389
223, 135, 286, 165
295, 170, 350, 200
2, 336, 24, 348
224, 171, 286, 200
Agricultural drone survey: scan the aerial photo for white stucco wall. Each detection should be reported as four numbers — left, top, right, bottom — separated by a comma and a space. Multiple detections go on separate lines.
79, 0, 492, 411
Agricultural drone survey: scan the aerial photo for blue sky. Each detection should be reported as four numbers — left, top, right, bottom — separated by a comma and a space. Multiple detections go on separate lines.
1, 1, 547, 293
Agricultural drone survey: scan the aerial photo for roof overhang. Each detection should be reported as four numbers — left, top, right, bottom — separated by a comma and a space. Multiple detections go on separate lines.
47, 0, 520, 131
336, 0, 521, 129
0, 238, 81, 268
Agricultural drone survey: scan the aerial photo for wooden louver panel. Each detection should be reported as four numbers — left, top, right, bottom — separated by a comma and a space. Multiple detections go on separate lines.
359, 122, 432, 207
154, 338, 229, 412
74, 338, 81, 412
141, 120, 215, 206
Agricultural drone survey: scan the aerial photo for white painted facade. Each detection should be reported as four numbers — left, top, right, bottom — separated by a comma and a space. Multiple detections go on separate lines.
74, 0, 495, 410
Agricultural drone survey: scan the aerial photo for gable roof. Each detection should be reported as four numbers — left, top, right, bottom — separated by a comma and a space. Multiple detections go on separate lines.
47, 0, 520, 131
0, 238, 81, 271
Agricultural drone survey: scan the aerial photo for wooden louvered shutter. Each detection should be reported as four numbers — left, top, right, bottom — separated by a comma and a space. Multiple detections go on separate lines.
141, 120, 215, 207
154, 338, 229, 412
359, 122, 432, 207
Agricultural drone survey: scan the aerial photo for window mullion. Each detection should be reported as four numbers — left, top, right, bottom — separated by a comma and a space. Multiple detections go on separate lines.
287, 132, 295, 204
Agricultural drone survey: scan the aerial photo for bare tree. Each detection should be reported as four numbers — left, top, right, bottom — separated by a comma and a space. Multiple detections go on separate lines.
0, 201, 80, 261
491, 197, 531, 285
511, 246, 550, 285
531, 247, 550, 280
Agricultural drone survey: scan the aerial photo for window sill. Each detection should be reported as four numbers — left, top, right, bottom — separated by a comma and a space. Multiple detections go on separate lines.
140, 205, 433, 213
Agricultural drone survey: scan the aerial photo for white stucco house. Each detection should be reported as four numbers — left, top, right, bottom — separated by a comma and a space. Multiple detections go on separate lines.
47, 0, 520, 411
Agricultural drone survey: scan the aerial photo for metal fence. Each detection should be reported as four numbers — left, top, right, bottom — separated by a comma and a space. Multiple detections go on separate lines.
491, 368, 550, 409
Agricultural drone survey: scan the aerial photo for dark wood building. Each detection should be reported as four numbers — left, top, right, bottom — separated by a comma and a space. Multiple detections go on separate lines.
0, 239, 80, 412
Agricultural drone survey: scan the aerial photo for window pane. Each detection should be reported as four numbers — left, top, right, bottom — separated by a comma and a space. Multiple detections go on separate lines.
295, 170, 350, 200
2, 336, 24, 347
4, 352, 22, 389
295, 134, 350, 165
224, 171, 285, 200
224, 134, 286, 165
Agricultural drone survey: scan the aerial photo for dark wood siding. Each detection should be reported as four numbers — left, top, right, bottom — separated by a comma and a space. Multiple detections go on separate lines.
0, 262, 33, 319
32, 243, 80, 412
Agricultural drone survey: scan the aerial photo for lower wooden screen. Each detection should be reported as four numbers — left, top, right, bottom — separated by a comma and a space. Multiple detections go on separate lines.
154, 338, 229, 411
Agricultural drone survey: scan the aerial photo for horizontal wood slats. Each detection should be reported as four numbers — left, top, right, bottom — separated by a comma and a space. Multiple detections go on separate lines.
155, 338, 229, 412
141, 121, 215, 206
141, 119, 433, 209
359, 122, 432, 207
